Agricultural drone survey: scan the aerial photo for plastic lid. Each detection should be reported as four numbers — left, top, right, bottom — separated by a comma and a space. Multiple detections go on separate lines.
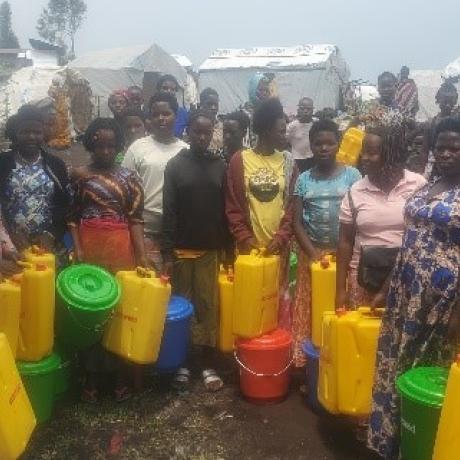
57, 264, 120, 310
166, 296, 194, 322
302, 340, 319, 358
396, 367, 449, 407
237, 328, 292, 351
17, 352, 62, 375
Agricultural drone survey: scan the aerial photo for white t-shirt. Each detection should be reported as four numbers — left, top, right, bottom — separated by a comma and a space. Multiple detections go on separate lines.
122, 135, 188, 234
286, 119, 313, 160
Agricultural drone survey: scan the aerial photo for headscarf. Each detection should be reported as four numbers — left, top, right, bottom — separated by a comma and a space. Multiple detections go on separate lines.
108, 89, 128, 103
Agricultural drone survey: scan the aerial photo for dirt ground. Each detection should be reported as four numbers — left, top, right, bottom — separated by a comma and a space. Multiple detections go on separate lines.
22, 143, 380, 460
23, 363, 379, 460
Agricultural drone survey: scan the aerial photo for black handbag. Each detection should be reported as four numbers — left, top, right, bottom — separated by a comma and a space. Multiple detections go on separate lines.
347, 190, 400, 293
357, 246, 399, 293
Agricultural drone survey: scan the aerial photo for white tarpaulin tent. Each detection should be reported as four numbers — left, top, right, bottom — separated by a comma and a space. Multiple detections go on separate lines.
70, 44, 187, 116
199, 45, 349, 114
411, 70, 444, 122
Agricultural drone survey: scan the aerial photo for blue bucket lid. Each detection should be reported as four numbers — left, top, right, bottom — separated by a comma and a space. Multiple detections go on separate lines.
302, 340, 319, 359
167, 296, 193, 322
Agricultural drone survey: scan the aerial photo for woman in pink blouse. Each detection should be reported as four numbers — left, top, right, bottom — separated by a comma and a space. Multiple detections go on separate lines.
336, 116, 426, 309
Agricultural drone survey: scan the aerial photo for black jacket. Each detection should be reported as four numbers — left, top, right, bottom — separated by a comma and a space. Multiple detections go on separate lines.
161, 148, 233, 256
0, 149, 72, 241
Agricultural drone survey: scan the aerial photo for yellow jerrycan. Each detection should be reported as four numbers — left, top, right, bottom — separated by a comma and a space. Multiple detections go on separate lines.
0, 276, 21, 357
318, 310, 340, 414
16, 263, 55, 362
433, 356, 460, 460
336, 127, 364, 166
218, 266, 235, 352
0, 333, 36, 460
336, 307, 382, 416
311, 255, 336, 347
103, 268, 171, 365
233, 250, 280, 339
23, 245, 56, 271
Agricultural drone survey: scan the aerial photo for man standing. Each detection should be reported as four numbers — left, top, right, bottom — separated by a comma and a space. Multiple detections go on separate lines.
287, 97, 314, 172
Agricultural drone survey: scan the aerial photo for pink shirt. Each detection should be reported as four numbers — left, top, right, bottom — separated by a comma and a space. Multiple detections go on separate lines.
339, 169, 426, 269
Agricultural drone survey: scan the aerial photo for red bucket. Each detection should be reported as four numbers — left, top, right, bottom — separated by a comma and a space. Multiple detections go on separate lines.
235, 328, 292, 404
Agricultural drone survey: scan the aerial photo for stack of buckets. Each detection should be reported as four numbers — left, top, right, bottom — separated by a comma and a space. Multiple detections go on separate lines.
219, 250, 292, 403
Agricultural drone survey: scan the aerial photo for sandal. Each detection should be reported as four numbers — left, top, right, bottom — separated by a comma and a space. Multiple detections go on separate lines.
172, 367, 191, 391
202, 369, 223, 392
114, 385, 132, 403
81, 387, 99, 404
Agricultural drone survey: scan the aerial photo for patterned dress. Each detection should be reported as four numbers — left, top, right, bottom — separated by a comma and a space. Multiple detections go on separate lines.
368, 181, 460, 459
3, 157, 54, 237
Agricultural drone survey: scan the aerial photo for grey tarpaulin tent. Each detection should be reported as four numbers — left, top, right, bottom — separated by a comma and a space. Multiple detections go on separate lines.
198, 45, 349, 114
70, 44, 187, 116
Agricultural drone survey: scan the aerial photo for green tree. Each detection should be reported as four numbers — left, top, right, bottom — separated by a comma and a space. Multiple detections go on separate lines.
37, 0, 86, 59
0, 1, 20, 49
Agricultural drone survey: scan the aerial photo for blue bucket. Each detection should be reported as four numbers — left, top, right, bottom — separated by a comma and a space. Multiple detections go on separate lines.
155, 296, 194, 373
302, 340, 322, 410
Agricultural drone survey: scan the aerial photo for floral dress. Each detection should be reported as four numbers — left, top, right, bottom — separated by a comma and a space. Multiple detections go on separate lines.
368, 181, 460, 459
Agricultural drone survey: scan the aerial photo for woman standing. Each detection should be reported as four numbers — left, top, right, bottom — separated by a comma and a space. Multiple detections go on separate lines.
0, 105, 72, 252
368, 117, 460, 459
292, 119, 361, 366
108, 90, 129, 122
336, 115, 426, 309
226, 98, 298, 328
69, 118, 147, 273
162, 110, 233, 391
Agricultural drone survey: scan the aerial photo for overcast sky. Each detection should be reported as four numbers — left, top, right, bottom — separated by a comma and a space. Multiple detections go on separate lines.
7, 0, 460, 81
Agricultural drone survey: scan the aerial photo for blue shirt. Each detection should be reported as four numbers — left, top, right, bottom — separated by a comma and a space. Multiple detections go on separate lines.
294, 166, 361, 248
174, 107, 189, 138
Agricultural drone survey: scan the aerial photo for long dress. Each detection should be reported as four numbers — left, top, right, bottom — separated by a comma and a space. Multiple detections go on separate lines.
368, 181, 460, 459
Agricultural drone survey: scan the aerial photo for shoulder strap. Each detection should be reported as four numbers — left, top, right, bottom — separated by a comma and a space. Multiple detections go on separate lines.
348, 189, 358, 224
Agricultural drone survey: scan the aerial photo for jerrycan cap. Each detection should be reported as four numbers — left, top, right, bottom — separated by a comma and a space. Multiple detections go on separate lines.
57, 264, 120, 310
36, 263, 47, 271
320, 256, 330, 269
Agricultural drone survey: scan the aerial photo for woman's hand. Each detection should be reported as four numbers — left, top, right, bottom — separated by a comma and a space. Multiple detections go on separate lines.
37, 232, 55, 252
371, 290, 387, 310
72, 245, 84, 263
238, 238, 258, 255
265, 238, 281, 256
0, 259, 21, 277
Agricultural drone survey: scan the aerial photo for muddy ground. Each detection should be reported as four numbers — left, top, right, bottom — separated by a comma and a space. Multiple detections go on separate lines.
21, 143, 379, 460
23, 364, 379, 460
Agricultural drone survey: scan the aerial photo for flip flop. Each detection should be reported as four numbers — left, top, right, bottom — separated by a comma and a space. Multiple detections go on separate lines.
202, 369, 224, 392
172, 367, 191, 391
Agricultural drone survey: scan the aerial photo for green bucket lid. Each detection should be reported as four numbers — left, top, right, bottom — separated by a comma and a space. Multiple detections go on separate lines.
396, 367, 449, 408
57, 264, 120, 310
17, 352, 62, 376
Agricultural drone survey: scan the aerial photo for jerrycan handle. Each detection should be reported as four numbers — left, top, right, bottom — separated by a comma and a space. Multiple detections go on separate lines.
136, 266, 152, 278
16, 261, 33, 270
31, 244, 46, 255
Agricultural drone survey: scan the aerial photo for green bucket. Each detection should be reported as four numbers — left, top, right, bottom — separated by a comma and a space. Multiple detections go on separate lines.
17, 353, 61, 424
53, 345, 75, 399
56, 264, 120, 351
396, 366, 448, 460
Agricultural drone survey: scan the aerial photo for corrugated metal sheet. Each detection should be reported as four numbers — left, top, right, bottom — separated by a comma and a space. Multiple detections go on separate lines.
199, 45, 337, 71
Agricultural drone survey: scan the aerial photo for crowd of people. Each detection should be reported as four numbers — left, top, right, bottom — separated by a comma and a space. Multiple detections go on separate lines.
0, 67, 459, 460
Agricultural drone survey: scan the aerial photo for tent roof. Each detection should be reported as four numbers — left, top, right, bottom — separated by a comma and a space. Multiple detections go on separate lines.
199, 44, 340, 71
70, 44, 186, 85
172, 54, 193, 69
